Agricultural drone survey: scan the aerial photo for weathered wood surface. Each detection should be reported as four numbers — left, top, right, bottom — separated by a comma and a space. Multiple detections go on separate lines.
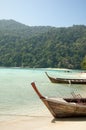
31, 82, 86, 118
45, 72, 86, 84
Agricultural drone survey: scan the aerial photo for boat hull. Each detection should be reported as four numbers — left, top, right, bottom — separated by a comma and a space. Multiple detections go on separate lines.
43, 98, 86, 118
31, 82, 86, 118
45, 72, 86, 84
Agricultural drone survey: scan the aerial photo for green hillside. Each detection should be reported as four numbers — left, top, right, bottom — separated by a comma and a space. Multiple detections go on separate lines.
0, 20, 86, 69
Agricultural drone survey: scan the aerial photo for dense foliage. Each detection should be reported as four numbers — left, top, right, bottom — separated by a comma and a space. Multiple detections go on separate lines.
0, 20, 86, 69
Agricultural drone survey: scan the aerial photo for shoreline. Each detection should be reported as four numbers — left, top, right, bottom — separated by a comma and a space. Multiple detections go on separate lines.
0, 115, 86, 130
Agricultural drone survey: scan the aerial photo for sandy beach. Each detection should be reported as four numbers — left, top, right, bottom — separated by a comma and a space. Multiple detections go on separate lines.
0, 115, 86, 130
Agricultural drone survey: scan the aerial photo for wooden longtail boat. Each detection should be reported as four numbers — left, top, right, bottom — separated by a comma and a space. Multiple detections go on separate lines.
31, 82, 86, 118
45, 72, 86, 84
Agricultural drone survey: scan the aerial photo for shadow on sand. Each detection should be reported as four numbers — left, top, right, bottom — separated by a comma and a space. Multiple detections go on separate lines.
51, 117, 86, 123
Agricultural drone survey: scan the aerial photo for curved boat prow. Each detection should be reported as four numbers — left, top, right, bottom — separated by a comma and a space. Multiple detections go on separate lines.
45, 72, 49, 78
31, 82, 45, 99
45, 72, 52, 80
45, 72, 58, 83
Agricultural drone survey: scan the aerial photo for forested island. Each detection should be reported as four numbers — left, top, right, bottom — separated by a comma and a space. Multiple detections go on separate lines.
0, 19, 86, 69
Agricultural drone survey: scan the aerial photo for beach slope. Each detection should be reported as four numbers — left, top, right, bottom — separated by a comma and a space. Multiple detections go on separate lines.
0, 116, 86, 130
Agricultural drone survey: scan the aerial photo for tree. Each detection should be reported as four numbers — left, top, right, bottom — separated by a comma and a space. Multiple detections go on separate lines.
81, 56, 86, 69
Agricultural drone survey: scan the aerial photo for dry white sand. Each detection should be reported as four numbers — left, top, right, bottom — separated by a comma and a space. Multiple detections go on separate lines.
77, 72, 86, 78
0, 115, 86, 130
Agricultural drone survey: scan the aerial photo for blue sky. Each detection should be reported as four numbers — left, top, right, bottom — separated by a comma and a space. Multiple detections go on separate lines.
0, 0, 86, 27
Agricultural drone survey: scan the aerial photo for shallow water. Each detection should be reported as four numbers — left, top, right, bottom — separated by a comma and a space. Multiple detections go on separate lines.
0, 68, 86, 120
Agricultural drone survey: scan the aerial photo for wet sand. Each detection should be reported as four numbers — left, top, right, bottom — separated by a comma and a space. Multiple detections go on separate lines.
0, 116, 86, 130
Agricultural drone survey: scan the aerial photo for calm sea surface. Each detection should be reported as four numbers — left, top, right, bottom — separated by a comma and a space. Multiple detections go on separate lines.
0, 68, 86, 120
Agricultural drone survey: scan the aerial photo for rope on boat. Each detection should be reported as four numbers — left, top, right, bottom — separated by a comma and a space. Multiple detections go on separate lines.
71, 91, 82, 103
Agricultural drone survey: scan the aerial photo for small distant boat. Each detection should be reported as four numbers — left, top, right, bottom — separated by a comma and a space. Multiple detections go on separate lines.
45, 72, 86, 84
31, 82, 86, 118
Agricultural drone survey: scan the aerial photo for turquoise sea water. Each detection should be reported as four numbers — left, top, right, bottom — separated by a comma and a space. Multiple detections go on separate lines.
0, 68, 86, 120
